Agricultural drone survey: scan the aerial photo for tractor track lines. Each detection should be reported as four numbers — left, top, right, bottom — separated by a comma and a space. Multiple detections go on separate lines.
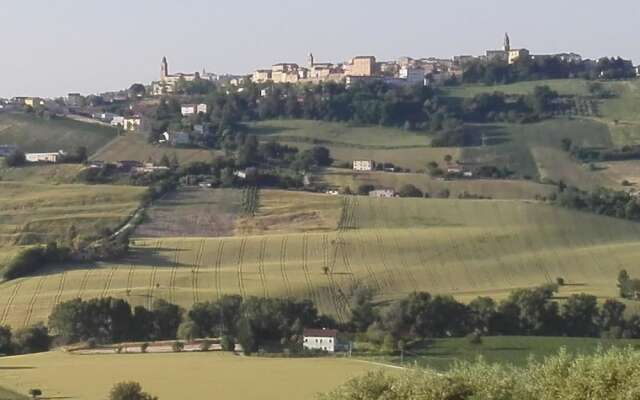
101, 266, 119, 298
192, 239, 205, 304
147, 240, 162, 309
236, 237, 248, 298
53, 272, 67, 306
23, 275, 47, 327
279, 236, 292, 297
169, 240, 183, 304
257, 237, 269, 298
214, 240, 225, 300
1, 282, 22, 325
77, 268, 94, 299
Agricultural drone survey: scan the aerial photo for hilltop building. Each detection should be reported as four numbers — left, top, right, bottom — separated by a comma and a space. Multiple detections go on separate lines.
151, 57, 220, 96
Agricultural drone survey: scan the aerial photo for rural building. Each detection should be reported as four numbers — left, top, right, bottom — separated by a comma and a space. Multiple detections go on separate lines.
353, 160, 374, 171
399, 66, 426, 85
25, 151, 65, 163
116, 160, 143, 171
110, 116, 125, 127
508, 48, 530, 64
197, 103, 208, 114
123, 116, 142, 132
369, 189, 396, 198
303, 328, 338, 352
152, 57, 201, 96
181, 104, 197, 115
133, 163, 170, 174
252, 69, 272, 83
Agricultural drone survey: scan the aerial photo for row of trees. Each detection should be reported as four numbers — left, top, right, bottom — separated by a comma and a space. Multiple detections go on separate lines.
0, 324, 51, 356
47, 296, 334, 355
461, 56, 635, 85
357, 285, 640, 345
555, 186, 640, 222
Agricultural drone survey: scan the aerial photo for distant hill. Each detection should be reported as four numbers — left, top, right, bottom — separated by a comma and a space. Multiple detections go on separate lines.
0, 112, 117, 154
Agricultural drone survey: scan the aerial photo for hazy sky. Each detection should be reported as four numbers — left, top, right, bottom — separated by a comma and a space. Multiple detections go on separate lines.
1, 0, 639, 98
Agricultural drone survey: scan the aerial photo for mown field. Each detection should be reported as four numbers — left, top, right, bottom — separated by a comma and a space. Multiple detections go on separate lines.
0, 113, 116, 153
0, 182, 145, 268
443, 79, 593, 98
0, 351, 378, 400
364, 336, 640, 370
2, 190, 640, 328
320, 169, 555, 200
249, 119, 432, 148
91, 132, 222, 163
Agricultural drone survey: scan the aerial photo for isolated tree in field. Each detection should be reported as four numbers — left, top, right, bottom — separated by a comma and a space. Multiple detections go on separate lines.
109, 382, 157, 400
322, 266, 330, 275
444, 154, 453, 163
28, 389, 42, 399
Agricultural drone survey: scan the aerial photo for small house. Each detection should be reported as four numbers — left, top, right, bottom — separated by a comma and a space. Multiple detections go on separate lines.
369, 189, 396, 198
303, 328, 338, 353
353, 160, 374, 172
123, 116, 142, 132
181, 104, 197, 116
25, 151, 65, 163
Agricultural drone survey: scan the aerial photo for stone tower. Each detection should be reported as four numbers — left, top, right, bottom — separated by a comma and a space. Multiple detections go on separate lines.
308, 52, 314, 68
503, 33, 511, 52
161, 57, 169, 80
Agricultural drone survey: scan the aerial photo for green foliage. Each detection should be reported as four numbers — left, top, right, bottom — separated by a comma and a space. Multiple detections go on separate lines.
4, 150, 26, 167
109, 382, 157, 400
220, 335, 235, 352
2, 243, 71, 280
397, 184, 423, 198
322, 348, 640, 400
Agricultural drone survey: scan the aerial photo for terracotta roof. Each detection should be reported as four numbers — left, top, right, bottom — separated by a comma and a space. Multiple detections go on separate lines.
303, 328, 338, 338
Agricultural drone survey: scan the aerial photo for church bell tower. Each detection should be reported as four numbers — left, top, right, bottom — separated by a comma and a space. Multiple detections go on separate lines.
161, 57, 169, 80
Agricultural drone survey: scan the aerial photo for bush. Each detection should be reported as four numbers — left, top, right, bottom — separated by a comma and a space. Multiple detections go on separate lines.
466, 331, 482, 345
221, 335, 236, 352
140, 342, 149, 353
109, 381, 157, 400
3, 244, 71, 280
398, 184, 423, 198
172, 341, 184, 352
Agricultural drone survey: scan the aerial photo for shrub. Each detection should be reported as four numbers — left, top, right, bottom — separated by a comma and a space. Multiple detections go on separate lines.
172, 341, 184, 352
221, 335, 235, 352
140, 342, 149, 353
466, 331, 482, 345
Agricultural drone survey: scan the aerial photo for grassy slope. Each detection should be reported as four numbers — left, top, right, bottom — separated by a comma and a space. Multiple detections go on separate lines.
0, 386, 28, 400
0, 351, 376, 400
366, 336, 640, 370
443, 79, 593, 98
320, 168, 555, 200
2, 190, 640, 327
249, 119, 432, 148
0, 113, 116, 153
91, 132, 222, 163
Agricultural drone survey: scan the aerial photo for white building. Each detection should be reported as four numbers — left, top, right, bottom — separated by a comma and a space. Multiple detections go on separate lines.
181, 103, 208, 116
303, 328, 338, 352
353, 160, 374, 172
110, 116, 125, 127
196, 103, 208, 114
123, 116, 142, 132
25, 151, 65, 163
369, 189, 396, 198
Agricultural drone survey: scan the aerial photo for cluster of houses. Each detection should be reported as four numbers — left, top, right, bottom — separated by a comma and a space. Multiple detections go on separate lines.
88, 160, 169, 174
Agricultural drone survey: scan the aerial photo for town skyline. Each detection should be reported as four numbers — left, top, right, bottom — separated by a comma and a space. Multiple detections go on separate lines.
2, 0, 640, 98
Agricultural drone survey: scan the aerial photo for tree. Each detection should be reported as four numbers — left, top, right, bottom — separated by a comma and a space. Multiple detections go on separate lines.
151, 299, 183, 340
28, 389, 42, 399
13, 324, 50, 354
177, 320, 201, 341
109, 382, 157, 400
598, 299, 626, 332
172, 341, 184, 352
357, 184, 375, 196
562, 294, 599, 337
220, 335, 235, 351
0, 325, 12, 355
4, 149, 26, 167
129, 83, 146, 98
237, 318, 256, 355
398, 184, 423, 198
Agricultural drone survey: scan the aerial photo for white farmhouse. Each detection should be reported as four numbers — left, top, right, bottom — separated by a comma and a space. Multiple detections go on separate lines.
25, 151, 65, 163
369, 189, 396, 198
303, 328, 338, 353
181, 104, 197, 116
353, 160, 374, 172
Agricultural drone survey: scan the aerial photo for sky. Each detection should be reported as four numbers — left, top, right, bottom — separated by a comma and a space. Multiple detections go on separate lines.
1, 0, 639, 98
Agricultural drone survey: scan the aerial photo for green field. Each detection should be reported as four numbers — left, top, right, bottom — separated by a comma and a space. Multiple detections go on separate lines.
2, 189, 640, 328
91, 132, 222, 163
0, 181, 145, 272
320, 169, 555, 200
0, 113, 116, 153
0, 351, 378, 400
0, 386, 27, 400
0, 164, 83, 184
444, 79, 593, 98
250, 119, 432, 148
364, 336, 640, 370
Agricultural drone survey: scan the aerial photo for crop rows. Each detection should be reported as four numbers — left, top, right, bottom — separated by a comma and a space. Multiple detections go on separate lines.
241, 187, 259, 216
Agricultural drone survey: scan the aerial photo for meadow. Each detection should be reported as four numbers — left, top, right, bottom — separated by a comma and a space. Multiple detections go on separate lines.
320, 169, 555, 200
0, 181, 145, 264
0, 113, 116, 153
90, 132, 222, 163
2, 190, 640, 328
249, 119, 432, 148
0, 351, 379, 400
363, 336, 640, 370
443, 79, 593, 98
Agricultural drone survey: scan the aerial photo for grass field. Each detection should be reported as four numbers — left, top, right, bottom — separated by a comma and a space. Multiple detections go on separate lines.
364, 336, 640, 370
249, 119, 432, 148
2, 190, 640, 328
0, 386, 27, 400
90, 132, 222, 163
0, 113, 116, 153
444, 79, 593, 98
0, 182, 145, 263
0, 164, 82, 184
320, 169, 555, 200
0, 351, 379, 400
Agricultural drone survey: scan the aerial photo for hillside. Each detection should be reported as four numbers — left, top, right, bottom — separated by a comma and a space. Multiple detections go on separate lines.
1, 189, 640, 328
0, 113, 117, 153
